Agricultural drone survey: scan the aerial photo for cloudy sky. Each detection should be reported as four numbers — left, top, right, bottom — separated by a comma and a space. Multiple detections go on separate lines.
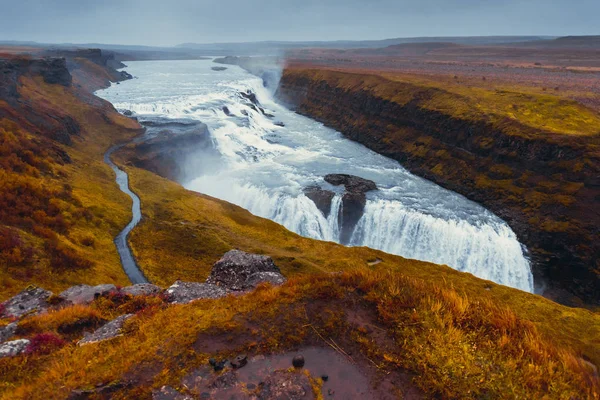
1, 0, 598, 46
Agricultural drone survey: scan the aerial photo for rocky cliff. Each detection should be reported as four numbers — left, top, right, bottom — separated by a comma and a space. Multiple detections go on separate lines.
277, 67, 600, 306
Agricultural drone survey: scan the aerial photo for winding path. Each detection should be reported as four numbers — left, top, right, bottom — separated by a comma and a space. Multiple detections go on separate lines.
104, 144, 149, 284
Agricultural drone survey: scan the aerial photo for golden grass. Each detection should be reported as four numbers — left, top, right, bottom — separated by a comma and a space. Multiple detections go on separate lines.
1, 270, 598, 399
289, 68, 600, 137
0, 74, 140, 299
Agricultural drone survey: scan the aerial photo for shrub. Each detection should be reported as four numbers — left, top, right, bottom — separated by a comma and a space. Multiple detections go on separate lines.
44, 239, 93, 270
0, 227, 34, 266
25, 333, 66, 355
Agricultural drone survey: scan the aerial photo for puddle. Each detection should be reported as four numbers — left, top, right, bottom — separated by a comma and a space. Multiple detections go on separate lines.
182, 346, 374, 399
239, 347, 373, 399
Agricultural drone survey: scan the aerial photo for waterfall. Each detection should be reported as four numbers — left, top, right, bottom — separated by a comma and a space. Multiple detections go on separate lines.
97, 58, 535, 293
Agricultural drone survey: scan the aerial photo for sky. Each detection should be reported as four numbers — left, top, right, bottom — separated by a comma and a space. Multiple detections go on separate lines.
0, 0, 598, 47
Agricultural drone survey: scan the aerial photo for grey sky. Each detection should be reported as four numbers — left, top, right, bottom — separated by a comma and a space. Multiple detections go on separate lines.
0, 0, 598, 46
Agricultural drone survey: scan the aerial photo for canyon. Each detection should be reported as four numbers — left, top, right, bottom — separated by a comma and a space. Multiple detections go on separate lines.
277, 66, 600, 306
0, 44, 598, 399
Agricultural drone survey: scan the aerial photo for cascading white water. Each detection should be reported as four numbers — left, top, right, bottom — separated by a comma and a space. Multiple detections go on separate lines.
97, 59, 534, 293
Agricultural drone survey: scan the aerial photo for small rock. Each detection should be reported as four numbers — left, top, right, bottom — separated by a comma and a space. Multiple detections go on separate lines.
1, 286, 53, 318
120, 283, 161, 297
59, 284, 117, 305
222, 106, 233, 116
246, 383, 257, 390
213, 359, 227, 372
207, 250, 286, 291
211, 66, 228, 71
209, 357, 217, 366
321, 375, 329, 382
78, 314, 133, 345
274, 121, 285, 127
231, 354, 248, 369
166, 281, 228, 304
292, 354, 305, 368
0, 322, 17, 344
0, 339, 30, 358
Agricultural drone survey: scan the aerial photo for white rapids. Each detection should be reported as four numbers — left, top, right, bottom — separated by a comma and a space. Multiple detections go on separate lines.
97, 59, 534, 292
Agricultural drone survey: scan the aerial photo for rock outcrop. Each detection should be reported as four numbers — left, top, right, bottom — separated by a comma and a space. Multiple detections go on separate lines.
59, 284, 117, 305
207, 250, 286, 291
304, 175, 378, 242
327, 174, 377, 243
0, 322, 17, 344
166, 281, 228, 304
0, 339, 30, 358
1, 286, 52, 318
0, 57, 72, 102
303, 186, 335, 217
78, 314, 134, 346
121, 283, 162, 297
125, 118, 215, 182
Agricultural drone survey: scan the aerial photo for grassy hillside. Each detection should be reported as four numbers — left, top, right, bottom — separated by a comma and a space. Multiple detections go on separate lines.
0, 63, 141, 297
1, 269, 599, 399
0, 54, 599, 399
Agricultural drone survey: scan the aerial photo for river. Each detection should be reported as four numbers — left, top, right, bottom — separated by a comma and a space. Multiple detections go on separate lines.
97, 59, 533, 292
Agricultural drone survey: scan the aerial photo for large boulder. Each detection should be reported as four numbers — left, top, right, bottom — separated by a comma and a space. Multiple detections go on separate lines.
0, 323, 17, 344
59, 284, 117, 305
324, 174, 377, 193
121, 283, 162, 297
78, 314, 134, 346
166, 281, 228, 304
0, 339, 30, 358
207, 250, 286, 291
1, 286, 53, 318
324, 174, 377, 244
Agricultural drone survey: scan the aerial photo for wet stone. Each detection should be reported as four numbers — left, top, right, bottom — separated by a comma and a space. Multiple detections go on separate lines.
213, 359, 227, 372
231, 354, 248, 369
292, 355, 305, 368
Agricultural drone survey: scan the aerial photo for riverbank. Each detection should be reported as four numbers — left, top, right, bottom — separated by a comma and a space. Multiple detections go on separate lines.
276, 66, 600, 307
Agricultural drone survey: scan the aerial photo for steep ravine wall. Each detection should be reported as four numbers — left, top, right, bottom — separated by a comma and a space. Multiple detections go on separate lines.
277, 68, 600, 306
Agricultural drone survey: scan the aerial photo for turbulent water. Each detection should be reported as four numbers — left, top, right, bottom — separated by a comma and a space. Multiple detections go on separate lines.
97, 59, 534, 292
